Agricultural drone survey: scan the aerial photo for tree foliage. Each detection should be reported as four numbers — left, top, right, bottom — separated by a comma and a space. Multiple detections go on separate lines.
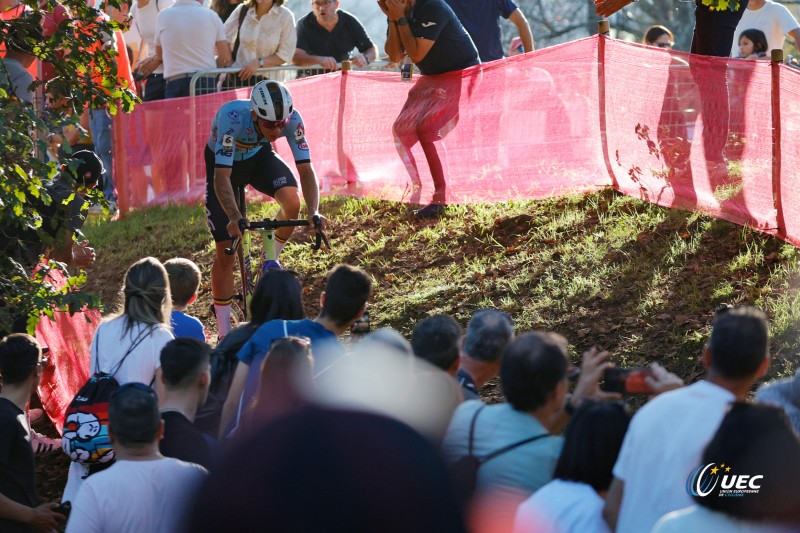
0, 0, 137, 334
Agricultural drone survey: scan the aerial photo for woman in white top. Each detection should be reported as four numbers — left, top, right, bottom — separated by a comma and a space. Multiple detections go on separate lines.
224, 0, 296, 85
62, 256, 175, 502
514, 401, 630, 533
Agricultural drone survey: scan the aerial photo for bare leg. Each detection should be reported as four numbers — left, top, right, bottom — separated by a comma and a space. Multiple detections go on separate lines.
273, 187, 301, 255
421, 140, 448, 204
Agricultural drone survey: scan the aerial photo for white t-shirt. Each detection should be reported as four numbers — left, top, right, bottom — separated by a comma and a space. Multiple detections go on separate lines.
154, 0, 227, 78
62, 316, 174, 502
65, 457, 207, 533
651, 505, 796, 533
731, 0, 800, 57
129, 0, 176, 74
514, 479, 611, 533
612, 380, 735, 533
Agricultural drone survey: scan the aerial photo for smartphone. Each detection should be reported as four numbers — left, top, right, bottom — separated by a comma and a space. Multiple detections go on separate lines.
350, 310, 371, 335
601, 367, 654, 395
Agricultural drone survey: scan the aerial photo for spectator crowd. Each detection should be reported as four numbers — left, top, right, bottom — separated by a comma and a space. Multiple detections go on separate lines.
1, 255, 800, 532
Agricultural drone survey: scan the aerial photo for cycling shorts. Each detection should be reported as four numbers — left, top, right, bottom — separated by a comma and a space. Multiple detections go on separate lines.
205, 145, 299, 243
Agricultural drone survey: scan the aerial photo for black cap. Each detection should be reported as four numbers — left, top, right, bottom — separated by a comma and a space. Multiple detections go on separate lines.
63, 150, 105, 186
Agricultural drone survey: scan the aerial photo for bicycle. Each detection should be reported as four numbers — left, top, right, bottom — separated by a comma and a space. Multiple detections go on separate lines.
217, 184, 330, 324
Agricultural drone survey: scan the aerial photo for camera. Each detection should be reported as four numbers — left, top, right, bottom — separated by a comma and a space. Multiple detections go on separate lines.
600, 367, 655, 395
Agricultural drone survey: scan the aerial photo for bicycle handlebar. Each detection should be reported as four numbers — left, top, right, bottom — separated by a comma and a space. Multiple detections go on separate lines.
224, 215, 330, 255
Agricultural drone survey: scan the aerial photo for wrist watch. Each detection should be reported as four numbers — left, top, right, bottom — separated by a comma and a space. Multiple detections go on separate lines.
397, 16, 408, 25
258, 57, 264, 67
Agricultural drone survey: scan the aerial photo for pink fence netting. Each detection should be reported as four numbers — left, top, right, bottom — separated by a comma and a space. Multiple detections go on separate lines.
112, 35, 799, 245
35, 268, 100, 433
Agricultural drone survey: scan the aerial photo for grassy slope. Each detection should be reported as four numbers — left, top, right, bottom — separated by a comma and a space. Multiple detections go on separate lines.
82, 190, 800, 387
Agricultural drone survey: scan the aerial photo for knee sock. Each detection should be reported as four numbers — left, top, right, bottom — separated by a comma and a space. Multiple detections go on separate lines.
214, 297, 233, 338
274, 234, 288, 258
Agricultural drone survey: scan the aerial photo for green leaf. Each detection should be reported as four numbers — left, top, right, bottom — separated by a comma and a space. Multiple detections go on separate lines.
14, 189, 26, 203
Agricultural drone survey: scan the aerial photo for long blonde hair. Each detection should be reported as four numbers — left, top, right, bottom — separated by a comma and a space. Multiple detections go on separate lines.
116, 257, 172, 333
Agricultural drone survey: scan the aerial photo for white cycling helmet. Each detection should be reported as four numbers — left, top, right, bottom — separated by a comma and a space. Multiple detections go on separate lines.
251, 80, 293, 121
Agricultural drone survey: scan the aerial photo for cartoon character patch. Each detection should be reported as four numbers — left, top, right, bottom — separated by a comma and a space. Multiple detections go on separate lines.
294, 124, 305, 143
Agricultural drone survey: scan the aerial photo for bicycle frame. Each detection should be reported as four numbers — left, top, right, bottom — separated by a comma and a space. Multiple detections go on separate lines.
228, 185, 329, 321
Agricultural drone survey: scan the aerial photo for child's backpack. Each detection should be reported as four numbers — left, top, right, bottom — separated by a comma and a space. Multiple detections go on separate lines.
61, 328, 146, 466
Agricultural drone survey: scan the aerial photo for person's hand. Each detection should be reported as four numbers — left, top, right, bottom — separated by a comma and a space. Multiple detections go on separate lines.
316, 55, 337, 70
72, 240, 96, 267
238, 59, 259, 80
351, 53, 368, 68
377, 0, 390, 17
572, 346, 622, 403
26, 502, 64, 532
595, 0, 634, 18
227, 217, 248, 239
645, 362, 684, 396
135, 56, 160, 77
309, 212, 328, 232
386, 0, 408, 22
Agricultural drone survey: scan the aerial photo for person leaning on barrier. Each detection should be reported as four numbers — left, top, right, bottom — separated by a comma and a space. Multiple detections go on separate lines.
153, 0, 233, 98
224, 0, 296, 87
206, 80, 327, 339
293, 0, 377, 72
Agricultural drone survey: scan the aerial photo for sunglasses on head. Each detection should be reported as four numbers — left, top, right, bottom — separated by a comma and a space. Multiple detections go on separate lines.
258, 117, 290, 130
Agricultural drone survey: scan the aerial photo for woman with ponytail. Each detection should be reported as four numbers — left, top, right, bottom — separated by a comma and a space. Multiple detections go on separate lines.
61, 257, 175, 502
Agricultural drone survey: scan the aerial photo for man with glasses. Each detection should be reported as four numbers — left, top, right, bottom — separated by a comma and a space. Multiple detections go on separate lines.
66, 383, 207, 533
0, 334, 66, 533
293, 0, 377, 72
206, 79, 326, 340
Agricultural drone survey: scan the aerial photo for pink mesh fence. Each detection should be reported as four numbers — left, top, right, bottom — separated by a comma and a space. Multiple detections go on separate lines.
113, 35, 799, 245
34, 268, 101, 433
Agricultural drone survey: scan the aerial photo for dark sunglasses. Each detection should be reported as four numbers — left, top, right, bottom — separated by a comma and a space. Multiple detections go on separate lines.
258, 117, 290, 130
656, 42, 674, 49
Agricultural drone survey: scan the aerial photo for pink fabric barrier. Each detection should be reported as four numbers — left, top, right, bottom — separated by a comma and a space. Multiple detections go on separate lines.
113, 35, 799, 244
34, 268, 101, 433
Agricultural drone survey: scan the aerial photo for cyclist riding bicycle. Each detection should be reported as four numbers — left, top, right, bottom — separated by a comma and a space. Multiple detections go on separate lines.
206, 80, 326, 339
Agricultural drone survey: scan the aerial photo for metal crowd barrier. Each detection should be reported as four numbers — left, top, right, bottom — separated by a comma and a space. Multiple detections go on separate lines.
188, 61, 397, 98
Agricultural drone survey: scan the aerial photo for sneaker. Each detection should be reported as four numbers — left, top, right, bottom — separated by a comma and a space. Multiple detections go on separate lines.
31, 430, 61, 455
262, 259, 282, 272
415, 203, 446, 218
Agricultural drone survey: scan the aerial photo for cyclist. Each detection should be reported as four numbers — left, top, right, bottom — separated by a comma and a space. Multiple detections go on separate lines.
206, 80, 326, 339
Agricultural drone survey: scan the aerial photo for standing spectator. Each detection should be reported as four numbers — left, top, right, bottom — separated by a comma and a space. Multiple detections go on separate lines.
219, 264, 371, 436
513, 401, 630, 533
154, 0, 233, 98
442, 332, 613, 503
380, 0, 479, 218
652, 403, 800, 532
65, 383, 207, 533
0, 0, 37, 79
0, 14, 40, 104
224, 0, 296, 86
731, 0, 800, 57
0, 334, 66, 533
62, 257, 175, 503
756, 368, 800, 433
603, 306, 771, 533
642, 25, 675, 49
411, 314, 462, 375
129, 0, 176, 101
164, 257, 205, 341
158, 338, 214, 469
210, 0, 240, 22
457, 309, 514, 401
736, 27, 770, 58
443, 0, 534, 62
293, 0, 377, 71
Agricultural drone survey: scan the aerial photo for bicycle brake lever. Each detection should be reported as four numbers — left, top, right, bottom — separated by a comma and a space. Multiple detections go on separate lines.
224, 237, 240, 255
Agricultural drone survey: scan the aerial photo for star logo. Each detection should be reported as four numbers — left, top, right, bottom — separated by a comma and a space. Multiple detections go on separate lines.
710, 466, 719, 475
726, 466, 731, 472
